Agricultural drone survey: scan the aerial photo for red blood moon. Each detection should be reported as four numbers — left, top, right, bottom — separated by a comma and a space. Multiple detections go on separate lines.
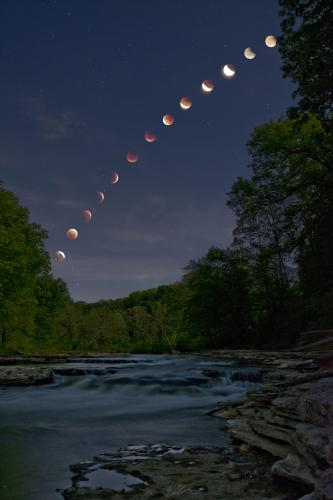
180, 97, 192, 110
66, 228, 78, 240
162, 114, 174, 126
55, 250, 65, 262
97, 191, 105, 203
111, 171, 119, 184
201, 80, 214, 93
83, 210, 92, 222
126, 152, 139, 163
144, 131, 156, 143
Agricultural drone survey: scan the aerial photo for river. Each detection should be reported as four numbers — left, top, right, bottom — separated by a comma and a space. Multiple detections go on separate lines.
0, 354, 262, 500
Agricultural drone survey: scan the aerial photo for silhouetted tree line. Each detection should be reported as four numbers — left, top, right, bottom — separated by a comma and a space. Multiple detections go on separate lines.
1, 0, 332, 353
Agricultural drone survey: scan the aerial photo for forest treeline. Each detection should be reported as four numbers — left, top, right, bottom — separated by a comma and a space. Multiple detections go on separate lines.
1, 0, 332, 354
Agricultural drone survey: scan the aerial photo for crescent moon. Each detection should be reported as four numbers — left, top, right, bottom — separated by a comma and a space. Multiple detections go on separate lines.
66, 228, 78, 240
83, 210, 92, 222
265, 35, 277, 48
97, 191, 105, 203
55, 250, 65, 262
221, 64, 236, 78
201, 80, 214, 93
180, 97, 192, 110
127, 152, 139, 163
244, 47, 256, 60
145, 131, 156, 142
111, 171, 119, 184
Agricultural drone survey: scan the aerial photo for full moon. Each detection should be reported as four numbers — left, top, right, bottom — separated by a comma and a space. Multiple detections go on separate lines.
83, 210, 92, 222
180, 97, 192, 110
221, 64, 236, 78
201, 80, 214, 93
55, 250, 65, 262
66, 228, 78, 240
111, 171, 119, 184
265, 35, 277, 48
244, 47, 256, 60
97, 191, 104, 203
163, 114, 174, 126
145, 131, 156, 142
127, 152, 139, 163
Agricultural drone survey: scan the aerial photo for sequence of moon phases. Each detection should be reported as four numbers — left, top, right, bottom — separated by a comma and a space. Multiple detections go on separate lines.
201, 80, 214, 93
97, 191, 104, 203
111, 171, 119, 184
265, 35, 277, 48
221, 64, 236, 78
83, 210, 92, 222
180, 97, 192, 110
145, 131, 156, 142
126, 152, 139, 163
244, 47, 256, 60
66, 228, 78, 240
55, 250, 65, 262
162, 114, 174, 126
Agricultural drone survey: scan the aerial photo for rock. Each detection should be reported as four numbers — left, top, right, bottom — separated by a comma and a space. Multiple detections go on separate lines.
0, 366, 53, 385
202, 368, 221, 378
230, 371, 265, 383
271, 453, 315, 486
53, 368, 116, 376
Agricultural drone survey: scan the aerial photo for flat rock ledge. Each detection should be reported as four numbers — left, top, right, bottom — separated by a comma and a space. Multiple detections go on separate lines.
210, 368, 333, 499
63, 444, 307, 499
0, 366, 53, 385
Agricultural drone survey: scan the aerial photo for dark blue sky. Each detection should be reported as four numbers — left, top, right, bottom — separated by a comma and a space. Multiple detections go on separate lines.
1, 0, 293, 302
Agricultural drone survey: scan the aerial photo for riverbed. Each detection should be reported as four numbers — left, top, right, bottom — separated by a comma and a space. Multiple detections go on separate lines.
0, 354, 263, 500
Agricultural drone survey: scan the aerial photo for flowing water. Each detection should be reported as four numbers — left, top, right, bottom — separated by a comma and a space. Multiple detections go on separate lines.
0, 354, 262, 500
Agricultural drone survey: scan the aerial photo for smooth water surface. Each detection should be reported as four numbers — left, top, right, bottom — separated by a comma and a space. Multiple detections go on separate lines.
0, 354, 260, 500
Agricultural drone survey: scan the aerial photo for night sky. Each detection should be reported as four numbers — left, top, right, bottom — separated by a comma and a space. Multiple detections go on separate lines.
1, 0, 294, 302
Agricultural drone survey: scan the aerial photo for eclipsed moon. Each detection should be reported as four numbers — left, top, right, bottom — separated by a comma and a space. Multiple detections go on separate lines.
127, 152, 139, 163
66, 228, 78, 240
265, 35, 277, 48
97, 191, 105, 203
221, 64, 236, 78
201, 80, 214, 93
83, 210, 92, 222
111, 171, 119, 184
244, 47, 256, 60
180, 97, 192, 110
55, 250, 65, 262
163, 114, 174, 126
145, 131, 156, 142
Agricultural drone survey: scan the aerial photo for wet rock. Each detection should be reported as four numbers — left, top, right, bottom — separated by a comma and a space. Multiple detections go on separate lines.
53, 368, 116, 376
202, 368, 221, 378
230, 371, 266, 383
0, 366, 53, 385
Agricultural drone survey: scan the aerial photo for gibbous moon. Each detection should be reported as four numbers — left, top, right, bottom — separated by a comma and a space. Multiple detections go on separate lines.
201, 80, 214, 93
163, 114, 174, 126
265, 35, 277, 48
180, 97, 192, 110
126, 152, 139, 163
111, 171, 119, 184
97, 191, 105, 203
221, 64, 236, 78
55, 250, 65, 262
244, 47, 256, 60
83, 210, 92, 222
66, 228, 78, 240
145, 131, 156, 143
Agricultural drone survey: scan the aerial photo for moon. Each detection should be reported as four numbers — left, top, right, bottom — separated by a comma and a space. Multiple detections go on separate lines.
265, 35, 277, 48
83, 210, 92, 222
111, 171, 119, 184
97, 191, 104, 203
180, 97, 192, 110
66, 228, 78, 240
221, 64, 236, 78
244, 47, 256, 60
163, 114, 174, 126
55, 250, 65, 262
127, 152, 139, 163
201, 80, 214, 93
145, 131, 156, 142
